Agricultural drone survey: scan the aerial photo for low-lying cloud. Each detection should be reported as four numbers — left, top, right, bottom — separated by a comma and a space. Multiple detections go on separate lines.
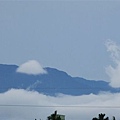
0, 89, 120, 120
105, 40, 120, 88
16, 60, 47, 75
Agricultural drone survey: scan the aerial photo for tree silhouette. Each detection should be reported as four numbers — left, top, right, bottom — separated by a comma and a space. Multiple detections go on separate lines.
92, 113, 109, 120
47, 111, 61, 120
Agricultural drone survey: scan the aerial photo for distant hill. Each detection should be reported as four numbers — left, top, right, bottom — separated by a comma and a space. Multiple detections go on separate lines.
0, 64, 119, 96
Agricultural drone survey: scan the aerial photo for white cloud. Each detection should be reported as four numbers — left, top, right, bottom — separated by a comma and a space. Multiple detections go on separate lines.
0, 89, 120, 120
105, 40, 120, 64
105, 40, 120, 88
16, 60, 47, 75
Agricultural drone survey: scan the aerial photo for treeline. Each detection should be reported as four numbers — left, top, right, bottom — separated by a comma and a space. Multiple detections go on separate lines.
35, 111, 115, 120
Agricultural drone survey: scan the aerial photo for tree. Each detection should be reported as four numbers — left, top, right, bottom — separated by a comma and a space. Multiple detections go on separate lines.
92, 113, 109, 120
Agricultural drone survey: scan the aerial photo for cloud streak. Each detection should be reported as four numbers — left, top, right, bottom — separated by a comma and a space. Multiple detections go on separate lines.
0, 89, 120, 120
105, 40, 120, 88
16, 60, 47, 75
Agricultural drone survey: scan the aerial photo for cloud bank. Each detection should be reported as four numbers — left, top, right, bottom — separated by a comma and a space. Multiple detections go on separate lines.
105, 40, 120, 88
0, 89, 120, 120
16, 60, 47, 75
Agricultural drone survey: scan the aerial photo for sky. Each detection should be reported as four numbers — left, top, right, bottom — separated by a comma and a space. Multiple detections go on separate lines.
1, 1, 120, 81
1, 1, 120, 120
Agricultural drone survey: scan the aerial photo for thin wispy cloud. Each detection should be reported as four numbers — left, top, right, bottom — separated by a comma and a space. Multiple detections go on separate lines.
16, 60, 47, 75
105, 40, 120, 88
105, 40, 120, 64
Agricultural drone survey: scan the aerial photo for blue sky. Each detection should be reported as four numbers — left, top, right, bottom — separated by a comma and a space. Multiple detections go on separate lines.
1, 1, 120, 80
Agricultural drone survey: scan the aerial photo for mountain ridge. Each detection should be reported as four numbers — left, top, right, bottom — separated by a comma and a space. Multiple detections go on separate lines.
0, 64, 119, 96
